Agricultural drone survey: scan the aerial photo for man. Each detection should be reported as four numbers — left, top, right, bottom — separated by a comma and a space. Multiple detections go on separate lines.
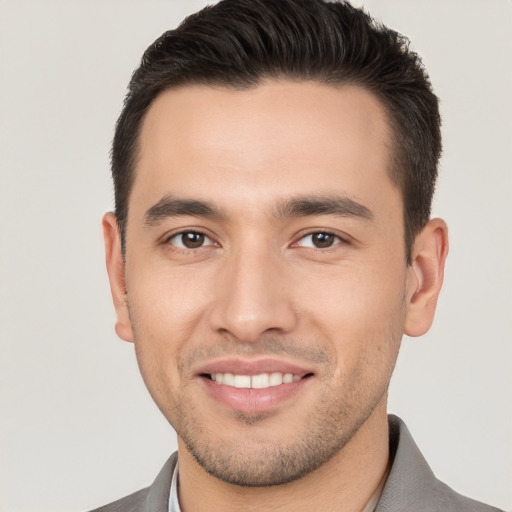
94, 0, 502, 511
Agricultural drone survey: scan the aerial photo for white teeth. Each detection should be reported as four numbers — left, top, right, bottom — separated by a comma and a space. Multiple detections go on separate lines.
251, 373, 270, 389
269, 372, 283, 386
233, 375, 251, 388
211, 372, 303, 389
223, 373, 234, 386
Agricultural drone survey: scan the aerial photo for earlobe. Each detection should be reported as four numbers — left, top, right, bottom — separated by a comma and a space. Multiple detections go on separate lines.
404, 218, 449, 337
102, 212, 134, 343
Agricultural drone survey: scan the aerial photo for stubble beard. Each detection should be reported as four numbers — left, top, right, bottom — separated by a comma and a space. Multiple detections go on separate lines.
174, 384, 388, 487
130, 301, 405, 488
172, 337, 400, 487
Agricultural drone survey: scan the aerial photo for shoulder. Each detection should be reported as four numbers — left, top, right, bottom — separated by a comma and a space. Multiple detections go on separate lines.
85, 453, 177, 512
86, 487, 150, 512
377, 416, 504, 512
434, 480, 504, 512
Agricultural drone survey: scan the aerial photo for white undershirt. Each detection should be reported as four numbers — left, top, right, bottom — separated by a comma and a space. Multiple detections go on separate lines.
168, 461, 181, 512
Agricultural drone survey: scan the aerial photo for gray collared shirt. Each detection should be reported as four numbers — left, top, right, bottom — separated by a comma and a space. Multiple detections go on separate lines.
167, 460, 386, 512
88, 416, 504, 512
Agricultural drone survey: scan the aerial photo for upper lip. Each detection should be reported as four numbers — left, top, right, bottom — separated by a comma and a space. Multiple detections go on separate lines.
194, 357, 314, 377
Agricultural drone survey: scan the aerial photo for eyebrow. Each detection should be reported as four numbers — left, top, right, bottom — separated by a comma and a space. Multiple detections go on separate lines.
143, 193, 373, 226
274, 195, 374, 221
144, 195, 223, 225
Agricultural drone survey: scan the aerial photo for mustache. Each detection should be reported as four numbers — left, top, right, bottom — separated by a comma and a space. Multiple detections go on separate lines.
178, 336, 330, 371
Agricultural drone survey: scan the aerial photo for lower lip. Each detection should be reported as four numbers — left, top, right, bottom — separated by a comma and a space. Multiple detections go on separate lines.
200, 376, 309, 414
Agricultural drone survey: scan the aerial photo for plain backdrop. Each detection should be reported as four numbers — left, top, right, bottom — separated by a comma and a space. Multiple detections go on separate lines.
0, 1, 510, 511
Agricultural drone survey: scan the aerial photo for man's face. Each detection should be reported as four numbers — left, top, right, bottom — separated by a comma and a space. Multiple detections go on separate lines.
111, 82, 417, 485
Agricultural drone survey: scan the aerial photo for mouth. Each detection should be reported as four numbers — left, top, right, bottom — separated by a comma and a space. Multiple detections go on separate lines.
204, 371, 309, 389
196, 359, 315, 414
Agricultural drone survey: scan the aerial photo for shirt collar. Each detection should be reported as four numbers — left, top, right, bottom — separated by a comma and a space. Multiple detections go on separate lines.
168, 460, 181, 512
167, 459, 385, 512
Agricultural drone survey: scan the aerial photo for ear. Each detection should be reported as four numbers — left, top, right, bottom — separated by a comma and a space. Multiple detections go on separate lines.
102, 212, 134, 343
404, 218, 449, 337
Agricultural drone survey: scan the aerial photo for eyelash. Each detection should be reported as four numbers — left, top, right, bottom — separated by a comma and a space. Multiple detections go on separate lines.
163, 229, 348, 252
293, 231, 345, 250
164, 230, 217, 251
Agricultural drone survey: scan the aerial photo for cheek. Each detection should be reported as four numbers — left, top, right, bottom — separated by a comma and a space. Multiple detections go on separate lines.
128, 260, 213, 335
296, 260, 406, 370
125, 265, 214, 393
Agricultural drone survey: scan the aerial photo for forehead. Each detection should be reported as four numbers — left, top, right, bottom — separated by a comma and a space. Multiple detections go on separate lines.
132, 81, 397, 217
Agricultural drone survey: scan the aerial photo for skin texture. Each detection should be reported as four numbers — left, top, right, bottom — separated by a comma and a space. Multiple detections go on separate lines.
103, 81, 448, 512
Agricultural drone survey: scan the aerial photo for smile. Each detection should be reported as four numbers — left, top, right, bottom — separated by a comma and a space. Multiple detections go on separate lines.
197, 358, 315, 414
210, 372, 302, 389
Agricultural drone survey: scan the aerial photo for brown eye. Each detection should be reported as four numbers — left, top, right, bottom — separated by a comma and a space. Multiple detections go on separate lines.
296, 232, 342, 249
168, 231, 211, 249
311, 233, 336, 248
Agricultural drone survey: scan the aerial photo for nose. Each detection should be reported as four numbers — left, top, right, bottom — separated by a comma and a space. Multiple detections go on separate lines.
208, 245, 298, 342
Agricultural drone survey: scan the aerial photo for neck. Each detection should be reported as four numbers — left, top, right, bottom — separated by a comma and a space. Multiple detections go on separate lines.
177, 401, 390, 512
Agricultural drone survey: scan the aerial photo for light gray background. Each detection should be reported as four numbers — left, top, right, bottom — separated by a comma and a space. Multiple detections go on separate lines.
0, 1, 510, 511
